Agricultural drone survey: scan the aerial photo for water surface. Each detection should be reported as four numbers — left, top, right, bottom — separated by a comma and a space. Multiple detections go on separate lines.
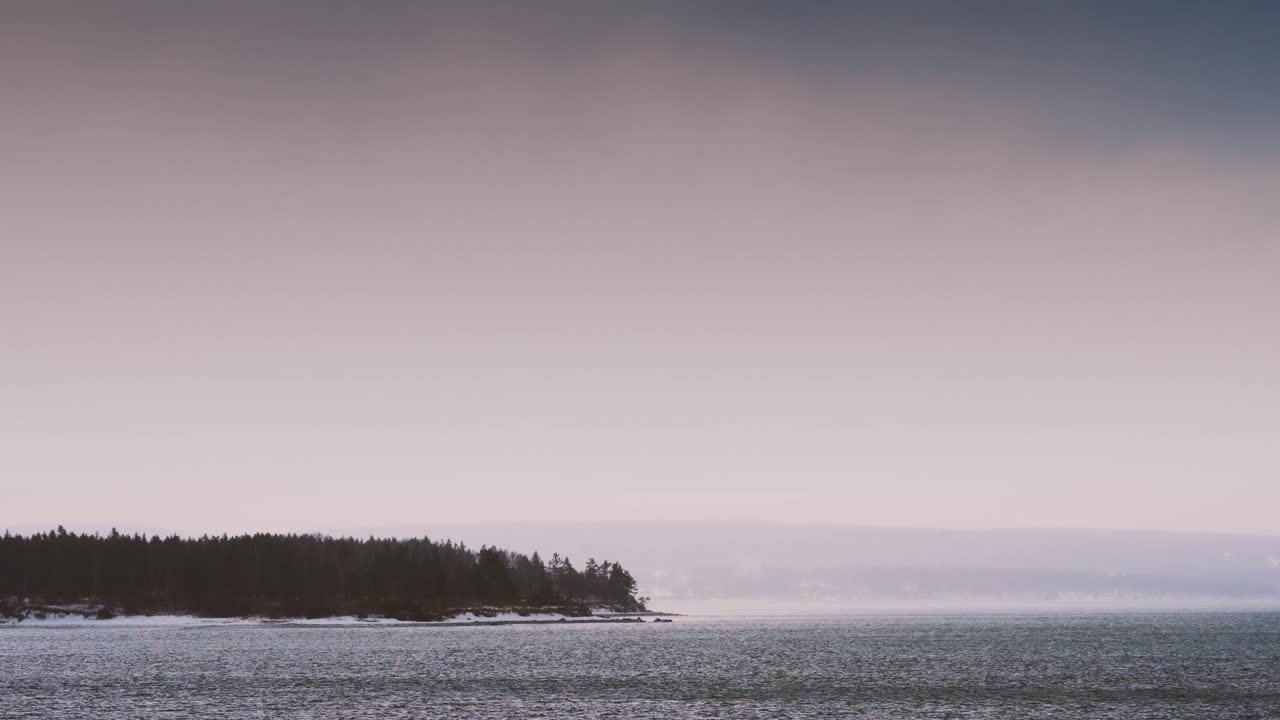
4, 613, 1279, 718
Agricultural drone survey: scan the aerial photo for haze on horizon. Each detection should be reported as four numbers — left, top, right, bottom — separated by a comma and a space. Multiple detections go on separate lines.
3, 2, 1278, 536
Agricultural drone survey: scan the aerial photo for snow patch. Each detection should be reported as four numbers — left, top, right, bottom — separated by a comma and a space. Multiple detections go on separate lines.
3, 609, 643, 627
3, 614, 241, 627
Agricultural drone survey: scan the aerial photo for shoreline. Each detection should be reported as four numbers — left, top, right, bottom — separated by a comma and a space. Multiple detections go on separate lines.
1, 604, 677, 628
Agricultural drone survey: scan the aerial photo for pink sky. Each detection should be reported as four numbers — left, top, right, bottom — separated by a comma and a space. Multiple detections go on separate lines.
2, 4, 1277, 534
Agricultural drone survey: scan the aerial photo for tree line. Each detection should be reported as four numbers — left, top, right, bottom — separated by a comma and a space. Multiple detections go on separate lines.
0, 527, 643, 619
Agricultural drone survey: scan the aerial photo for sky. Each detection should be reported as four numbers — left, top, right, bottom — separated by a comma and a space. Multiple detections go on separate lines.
2, 2, 1278, 535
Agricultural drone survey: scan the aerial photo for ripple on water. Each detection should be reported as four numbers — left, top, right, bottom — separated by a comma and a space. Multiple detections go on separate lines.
3, 613, 1279, 719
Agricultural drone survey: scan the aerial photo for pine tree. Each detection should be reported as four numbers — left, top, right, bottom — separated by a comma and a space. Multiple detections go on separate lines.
0, 530, 644, 619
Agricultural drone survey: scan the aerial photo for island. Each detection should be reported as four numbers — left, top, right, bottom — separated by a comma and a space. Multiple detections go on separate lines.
0, 527, 655, 624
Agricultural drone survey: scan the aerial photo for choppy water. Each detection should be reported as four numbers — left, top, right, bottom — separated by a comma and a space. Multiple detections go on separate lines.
4, 613, 1279, 718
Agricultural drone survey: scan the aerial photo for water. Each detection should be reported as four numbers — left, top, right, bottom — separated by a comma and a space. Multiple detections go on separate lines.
4, 613, 1279, 718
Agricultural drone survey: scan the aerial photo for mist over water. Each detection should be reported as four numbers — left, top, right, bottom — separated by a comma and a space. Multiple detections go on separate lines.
319, 522, 1280, 612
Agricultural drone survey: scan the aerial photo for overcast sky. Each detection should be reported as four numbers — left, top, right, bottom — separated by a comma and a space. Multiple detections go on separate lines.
3, 2, 1277, 535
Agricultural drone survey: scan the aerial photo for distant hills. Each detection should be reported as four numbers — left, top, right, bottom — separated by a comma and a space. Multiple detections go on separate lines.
7, 521, 1277, 613
324, 522, 1280, 611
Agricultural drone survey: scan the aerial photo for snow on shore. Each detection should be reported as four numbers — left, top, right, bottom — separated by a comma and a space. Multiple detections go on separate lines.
3, 607, 649, 627
2, 613, 231, 627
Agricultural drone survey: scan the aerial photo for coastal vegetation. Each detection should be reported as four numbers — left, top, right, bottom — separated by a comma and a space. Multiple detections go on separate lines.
0, 527, 644, 621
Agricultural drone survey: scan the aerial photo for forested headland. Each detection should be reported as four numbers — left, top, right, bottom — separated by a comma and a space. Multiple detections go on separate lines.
0, 527, 645, 621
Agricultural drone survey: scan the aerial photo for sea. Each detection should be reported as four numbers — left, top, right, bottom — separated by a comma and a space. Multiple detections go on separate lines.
3, 612, 1278, 718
